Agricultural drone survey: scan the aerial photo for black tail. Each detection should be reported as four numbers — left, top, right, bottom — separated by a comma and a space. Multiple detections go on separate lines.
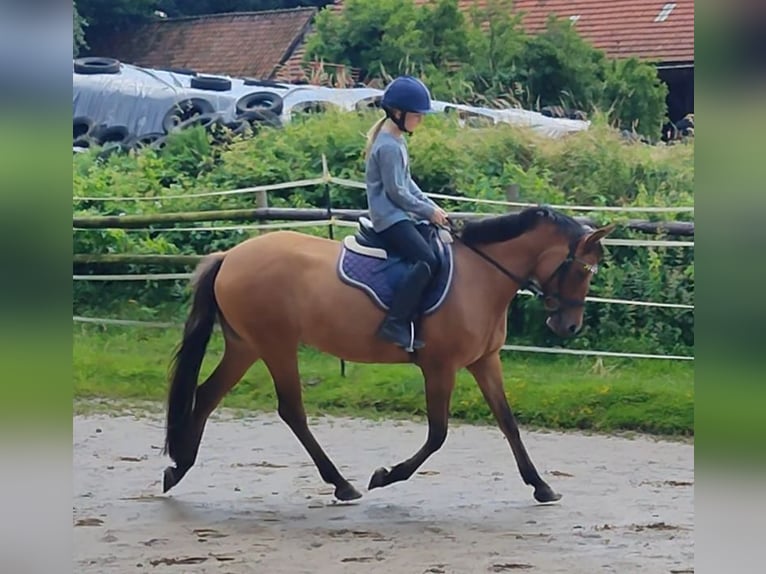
164, 253, 225, 460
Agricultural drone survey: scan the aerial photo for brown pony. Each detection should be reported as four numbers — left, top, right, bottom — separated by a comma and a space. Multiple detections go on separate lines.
163, 206, 615, 504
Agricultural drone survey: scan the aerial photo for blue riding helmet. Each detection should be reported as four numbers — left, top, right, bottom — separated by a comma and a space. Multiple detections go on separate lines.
381, 76, 434, 114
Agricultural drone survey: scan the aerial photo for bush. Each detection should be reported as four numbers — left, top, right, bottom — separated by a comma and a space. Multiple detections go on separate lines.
73, 110, 694, 356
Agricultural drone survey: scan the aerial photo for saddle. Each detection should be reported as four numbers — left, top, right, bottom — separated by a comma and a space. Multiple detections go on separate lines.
337, 217, 454, 316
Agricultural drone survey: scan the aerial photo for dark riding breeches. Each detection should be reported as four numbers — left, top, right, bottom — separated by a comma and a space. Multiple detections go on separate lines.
377, 219, 439, 275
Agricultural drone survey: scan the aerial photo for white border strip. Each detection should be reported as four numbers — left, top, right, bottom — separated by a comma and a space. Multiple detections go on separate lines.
73, 316, 177, 328
501, 344, 693, 361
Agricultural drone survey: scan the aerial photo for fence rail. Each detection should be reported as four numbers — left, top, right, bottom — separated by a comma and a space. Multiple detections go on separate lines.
73, 166, 694, 213
73, 207, 694, 236
73, 157, 694, 363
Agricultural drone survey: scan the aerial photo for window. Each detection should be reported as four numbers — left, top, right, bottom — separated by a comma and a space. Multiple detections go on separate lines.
655, 3, 676, 22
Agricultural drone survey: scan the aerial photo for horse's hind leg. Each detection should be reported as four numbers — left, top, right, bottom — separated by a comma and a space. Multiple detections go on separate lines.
264, 346, 362, 501
368, 364, 455, 490
163, 341, 257, 493
467, 352, 561, 504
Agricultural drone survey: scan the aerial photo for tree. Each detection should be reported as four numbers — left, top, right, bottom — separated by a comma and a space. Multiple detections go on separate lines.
304, 0, 425, 80
74, 2, 89, 57
76, 0, 160, 28
514, 15, 607, 110
462, 0, 527, 100
600, 57, 669, 137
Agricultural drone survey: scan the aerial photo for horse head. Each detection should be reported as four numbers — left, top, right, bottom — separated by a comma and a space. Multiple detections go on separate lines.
532, 221, 616, 337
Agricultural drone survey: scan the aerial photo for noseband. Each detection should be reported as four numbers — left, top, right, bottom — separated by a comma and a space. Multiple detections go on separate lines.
450, 226, 598, 313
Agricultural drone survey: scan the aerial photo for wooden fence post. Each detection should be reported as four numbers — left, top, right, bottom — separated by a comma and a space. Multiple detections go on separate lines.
322, 154, 347, 378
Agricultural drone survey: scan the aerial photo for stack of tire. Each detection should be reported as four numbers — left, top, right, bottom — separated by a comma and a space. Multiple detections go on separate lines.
73, 56, 286, 155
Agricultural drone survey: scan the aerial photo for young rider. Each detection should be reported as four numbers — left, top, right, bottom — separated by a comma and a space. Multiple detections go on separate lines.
363, 75, 449, 350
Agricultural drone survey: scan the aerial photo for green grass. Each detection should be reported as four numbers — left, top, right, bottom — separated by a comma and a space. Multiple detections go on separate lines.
73, 324, 694, 437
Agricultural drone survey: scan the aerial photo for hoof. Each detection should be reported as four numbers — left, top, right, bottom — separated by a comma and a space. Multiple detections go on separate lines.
534, 484, 562, 504
335, 482, 363, 501
368, 467, 389, 490
162, 466, 177, 493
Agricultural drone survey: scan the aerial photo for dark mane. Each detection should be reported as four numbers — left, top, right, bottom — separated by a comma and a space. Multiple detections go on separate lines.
459, 205, 586, 245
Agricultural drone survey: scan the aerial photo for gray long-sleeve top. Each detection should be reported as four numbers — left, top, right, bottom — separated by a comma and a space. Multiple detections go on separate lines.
365, 131, 438, 232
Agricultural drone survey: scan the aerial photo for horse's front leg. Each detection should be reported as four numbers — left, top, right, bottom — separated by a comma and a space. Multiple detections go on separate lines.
368, 364, 456, 490
467, 352, 561, 503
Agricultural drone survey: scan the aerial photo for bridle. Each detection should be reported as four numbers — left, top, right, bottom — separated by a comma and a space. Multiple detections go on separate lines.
446, 223, 599, 314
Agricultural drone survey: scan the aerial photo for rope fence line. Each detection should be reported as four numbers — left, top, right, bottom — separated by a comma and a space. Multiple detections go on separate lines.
72, 316, 692, 361
72, 217, 694, 248
73, 273, 192, 281
73, 177, 326, 202
73, 169, 695, 214
329, 219, 693, 248
73, 220, 337, 233
72, 273, 694, 310
424, 191, 694, 213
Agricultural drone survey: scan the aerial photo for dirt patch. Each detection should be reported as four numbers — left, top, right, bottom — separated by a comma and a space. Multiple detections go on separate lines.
74, 411, 694, 573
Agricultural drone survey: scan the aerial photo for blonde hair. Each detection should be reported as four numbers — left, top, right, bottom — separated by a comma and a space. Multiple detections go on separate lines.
364, 116, 388, 159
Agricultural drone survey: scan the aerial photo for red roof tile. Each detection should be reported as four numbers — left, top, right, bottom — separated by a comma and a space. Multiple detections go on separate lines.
88, 8, 317, 79
411, 0, 693, 63
276, 2, 349, 82
512, 0, 694, 63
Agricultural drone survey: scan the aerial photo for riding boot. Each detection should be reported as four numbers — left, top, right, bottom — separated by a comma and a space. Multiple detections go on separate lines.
376, 261, 433, 351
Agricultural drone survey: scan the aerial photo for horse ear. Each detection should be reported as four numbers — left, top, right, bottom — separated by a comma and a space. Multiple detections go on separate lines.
583, 223, 617, 252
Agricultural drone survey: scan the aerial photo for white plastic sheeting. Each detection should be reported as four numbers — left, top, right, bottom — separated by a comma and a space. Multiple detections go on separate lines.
72, 61, 589, 139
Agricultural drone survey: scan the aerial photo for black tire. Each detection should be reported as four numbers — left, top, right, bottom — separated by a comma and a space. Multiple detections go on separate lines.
74, 57, 120, 75
190, 75, 232, 92
236, 91, 283, 116
97, 141, 130, 160
128, 132, 165, 149
150, 136, 169, 151
541, 105, 566, 118
73, 116, 93, 139
162, 98, 215, 133
73, 136, 95, 149
290, 100, 338, 115
91, 125, 130, 145
568, 109, 588, 121
169, 112, 223, 133
355, 96, 381, 112
224, 118, 252, 136
239, 109, 282, 129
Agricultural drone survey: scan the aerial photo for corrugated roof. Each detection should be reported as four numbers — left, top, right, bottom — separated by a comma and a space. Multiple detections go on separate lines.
87, 8, 317, 79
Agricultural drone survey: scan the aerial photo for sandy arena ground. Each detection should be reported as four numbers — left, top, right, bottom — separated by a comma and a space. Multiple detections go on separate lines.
74, 410, 693, 573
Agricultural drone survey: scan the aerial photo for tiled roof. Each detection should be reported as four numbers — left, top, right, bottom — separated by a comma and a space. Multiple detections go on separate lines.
88, 8, 317, 79
414, 1, 692, 63
512, 0, 694, 63
276, 2, 347, 82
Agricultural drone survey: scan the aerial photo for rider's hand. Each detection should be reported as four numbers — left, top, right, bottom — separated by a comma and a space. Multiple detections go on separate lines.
430, 207, 449, 226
